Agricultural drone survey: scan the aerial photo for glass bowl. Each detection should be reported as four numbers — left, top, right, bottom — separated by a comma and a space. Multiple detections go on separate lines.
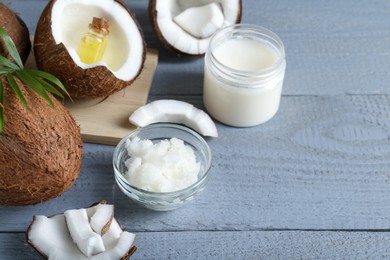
113, 123, 212, 211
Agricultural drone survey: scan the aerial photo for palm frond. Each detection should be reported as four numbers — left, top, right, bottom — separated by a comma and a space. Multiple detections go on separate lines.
0, 28, 23, 69
0, 80, 4, 131
0, 27, 70, 132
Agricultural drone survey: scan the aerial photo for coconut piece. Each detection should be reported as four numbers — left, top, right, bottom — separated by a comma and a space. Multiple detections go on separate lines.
173, 3, 224, 38
26, 213, 137, 260
129, 99, 218, 137
149, 0, 242, 56
96, 215, 136, 257
0, 77, 82, 206
90, 204, 114, 236
0, 3, 31, 63
34, 0, 146, 99
85, 200, 107, 218
27, 215, 85, 259
101, 231, 136, 260
64, 208, 105, 257
102, 218, 124, 249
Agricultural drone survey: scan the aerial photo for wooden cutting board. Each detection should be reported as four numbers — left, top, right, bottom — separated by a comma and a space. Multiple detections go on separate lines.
26, 48, 158, 145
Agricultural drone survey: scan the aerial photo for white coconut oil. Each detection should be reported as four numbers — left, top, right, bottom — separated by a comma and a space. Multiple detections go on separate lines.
203, 24, 286, 127
124, 137, 200, 193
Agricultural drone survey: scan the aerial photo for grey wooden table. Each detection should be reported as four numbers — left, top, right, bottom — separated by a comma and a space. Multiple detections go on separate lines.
1, 0, 390, 259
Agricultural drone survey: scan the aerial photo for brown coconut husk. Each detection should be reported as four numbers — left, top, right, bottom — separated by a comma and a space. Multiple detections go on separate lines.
0, 78, 83, 205
34, 0, 146, 99
148, 0, 242, 57
0, 3, 31, 64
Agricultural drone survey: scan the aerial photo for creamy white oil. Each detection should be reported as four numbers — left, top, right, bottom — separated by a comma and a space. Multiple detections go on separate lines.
203, 25, 286, 127
213, 38, 278, 71
124, 137, 200, 192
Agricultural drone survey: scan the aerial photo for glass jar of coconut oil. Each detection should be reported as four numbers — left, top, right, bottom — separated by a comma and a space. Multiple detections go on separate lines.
203, 24, 286, 127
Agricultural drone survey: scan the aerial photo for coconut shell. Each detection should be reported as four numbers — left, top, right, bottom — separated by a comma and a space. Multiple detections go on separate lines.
34, 0, 146, 99
26, 203, 137, 259
0, 3, 31, 64
148, 0, 242, 57
0, 78, 82, 206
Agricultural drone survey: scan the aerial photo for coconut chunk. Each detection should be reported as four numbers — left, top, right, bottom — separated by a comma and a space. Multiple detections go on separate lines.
27, 215, 82, 259
27, 214, 136, 260
173, 3, 224, 38
27, 214, 100, 260
97, 231, 136, 260
102, 218, 124, 250
27, 203, 137, 260
149, 0, 242, 56
129, 99, 218, 137
64, 208, 105, 257
90, 204, 114, 236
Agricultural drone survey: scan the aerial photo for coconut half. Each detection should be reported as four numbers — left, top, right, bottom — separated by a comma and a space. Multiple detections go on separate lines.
34, 0, 146, 98
26, 202, 137, 259
149, 0, 242, 56
0, 3, 31, 63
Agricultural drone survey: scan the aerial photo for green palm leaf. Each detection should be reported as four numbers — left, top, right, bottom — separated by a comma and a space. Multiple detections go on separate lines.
15, 70, 54, 107
0, 80, 4, 131
0, 27, 70, 132
25, 69, 71, 100
0, 54, 20, 70
36, 77, 64, 98
0, 67, 14, 76
6, 74, 28, 108
0, 28, 23, 69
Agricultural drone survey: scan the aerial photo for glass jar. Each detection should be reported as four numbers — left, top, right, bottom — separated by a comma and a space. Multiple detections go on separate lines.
203, 24, 286, 127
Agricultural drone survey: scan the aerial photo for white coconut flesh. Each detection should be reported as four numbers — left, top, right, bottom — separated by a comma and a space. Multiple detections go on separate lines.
102, 218, 128, 250
51, 0, 144, 81
64, 208, 106, 257
129, 99, 218, 137
154, 0, 240, 55
27, 203, 136, 259
90, 204, 114, 235
173, 3, 224, 39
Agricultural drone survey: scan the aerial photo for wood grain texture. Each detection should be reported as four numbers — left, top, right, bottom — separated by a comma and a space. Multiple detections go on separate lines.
1, 95, 390, 233
5, 231, 390, 260
1, 0, 390, 259
7, 0, 390, 96
64, 49, 158, 145
25, 41, 158, 145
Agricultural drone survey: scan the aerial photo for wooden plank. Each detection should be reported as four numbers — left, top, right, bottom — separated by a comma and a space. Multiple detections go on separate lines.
1, 95, 390, 232
63, 49, 158, 145
4, 231, 390, 260
1, 1, 390, 260
8, 0, 390, 97
25, 46, 158, 145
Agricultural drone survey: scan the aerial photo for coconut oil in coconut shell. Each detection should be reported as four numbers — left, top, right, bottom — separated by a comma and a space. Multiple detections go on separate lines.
77, 17, 110, 64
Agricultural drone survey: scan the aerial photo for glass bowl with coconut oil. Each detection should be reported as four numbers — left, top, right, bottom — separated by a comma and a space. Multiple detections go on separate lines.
113, 123, 212, 211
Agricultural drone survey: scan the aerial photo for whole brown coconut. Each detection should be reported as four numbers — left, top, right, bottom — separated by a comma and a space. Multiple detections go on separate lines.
34, 0, 146, 99
0, 78, 83, 206
0, 3, 31, 63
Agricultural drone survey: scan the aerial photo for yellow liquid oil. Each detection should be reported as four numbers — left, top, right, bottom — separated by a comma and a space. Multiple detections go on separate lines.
77, 33, 107, 64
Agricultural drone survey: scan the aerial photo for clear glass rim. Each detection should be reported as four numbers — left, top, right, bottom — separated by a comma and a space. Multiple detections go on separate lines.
206, 24, 286, 88
113, 123, 212, 197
